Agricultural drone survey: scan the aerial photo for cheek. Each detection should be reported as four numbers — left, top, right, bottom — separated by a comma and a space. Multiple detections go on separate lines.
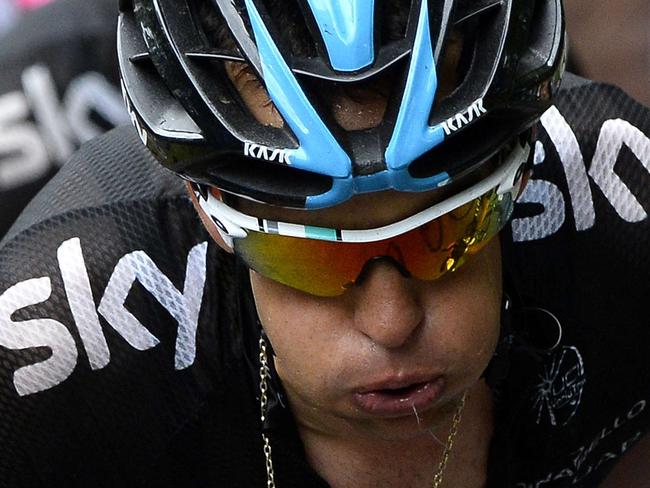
424, 239, 502, 379
250, 271, 347, 396
250, 237, 503, 399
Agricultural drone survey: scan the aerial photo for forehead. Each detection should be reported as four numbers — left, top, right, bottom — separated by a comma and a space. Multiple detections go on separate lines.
231, 185, 454, 230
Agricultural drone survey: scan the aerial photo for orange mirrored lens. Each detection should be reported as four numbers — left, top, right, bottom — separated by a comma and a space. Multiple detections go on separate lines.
234, 189, 513, 296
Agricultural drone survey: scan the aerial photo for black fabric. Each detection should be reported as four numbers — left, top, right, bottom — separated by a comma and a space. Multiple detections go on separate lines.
493, 80, 650, 487
0, 80, 649, 487
558, 72, 592, 91
0, 0, 124, 240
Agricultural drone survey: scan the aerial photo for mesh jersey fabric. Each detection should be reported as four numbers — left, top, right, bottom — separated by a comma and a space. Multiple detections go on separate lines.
0, 0, 126, 240
0, 76, 648, 487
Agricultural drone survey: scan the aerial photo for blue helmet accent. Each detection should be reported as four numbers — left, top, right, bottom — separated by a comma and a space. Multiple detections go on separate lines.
302, 0, 452, 206
245, 0, 351, 179
305, 0, 376, 72
352, 168, 450, 194
305, 167, 450, 209
385, 0, 446, 173
305, 177, 354, 208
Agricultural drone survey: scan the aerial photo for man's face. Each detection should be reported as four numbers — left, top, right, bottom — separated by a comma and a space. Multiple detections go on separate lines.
195, 182, 503, 441
249, 206, 502, 442
195, 46, 502, 440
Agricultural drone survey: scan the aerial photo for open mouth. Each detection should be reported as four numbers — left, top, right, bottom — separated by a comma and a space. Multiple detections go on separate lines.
352, 378, 446, 417
376, 381, 429, 397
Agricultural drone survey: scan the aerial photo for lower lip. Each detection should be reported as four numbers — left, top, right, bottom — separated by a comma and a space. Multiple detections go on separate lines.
352, 378, 446, 417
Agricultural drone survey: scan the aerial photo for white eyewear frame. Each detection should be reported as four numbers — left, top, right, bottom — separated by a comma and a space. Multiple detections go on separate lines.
197, 141, 530, 247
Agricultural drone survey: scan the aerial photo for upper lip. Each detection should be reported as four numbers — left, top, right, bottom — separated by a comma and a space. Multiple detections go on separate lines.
355, 372, 443, 394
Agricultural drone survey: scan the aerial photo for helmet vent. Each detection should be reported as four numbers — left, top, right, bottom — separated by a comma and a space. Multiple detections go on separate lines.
185, 0, 296, 144
517, 0, 563, 79
452, 0, 503, 25
380, 0, 411, 44
435, 21, 475, 104
430, 0, 504, 121
192, 0, 243, 56
259, 0, 319, 58
297, 61, 398, 134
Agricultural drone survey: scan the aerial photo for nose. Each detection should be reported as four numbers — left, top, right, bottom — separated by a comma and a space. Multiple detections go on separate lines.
351, 260, 424, 350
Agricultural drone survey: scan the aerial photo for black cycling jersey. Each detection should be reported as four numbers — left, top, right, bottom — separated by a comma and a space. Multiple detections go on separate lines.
0, 75, 648, 487
0, 0, 125, 239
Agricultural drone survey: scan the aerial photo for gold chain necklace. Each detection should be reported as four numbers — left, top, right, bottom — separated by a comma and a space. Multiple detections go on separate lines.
431, 390, 467, 488
258, 337, 468, 488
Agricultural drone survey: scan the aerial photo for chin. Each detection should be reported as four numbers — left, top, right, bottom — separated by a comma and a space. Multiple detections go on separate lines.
349, 398, 459, 443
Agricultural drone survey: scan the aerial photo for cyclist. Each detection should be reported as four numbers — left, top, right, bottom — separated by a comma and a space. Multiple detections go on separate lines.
0, 1, 648, 486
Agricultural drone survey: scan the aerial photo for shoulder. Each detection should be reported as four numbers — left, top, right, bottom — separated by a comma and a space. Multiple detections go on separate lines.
508, 73, 650, 276
510, 73, 650, 249
502, 75, 650, 486
549, 73, 650, 152
2, 125, 188, 244
0, 128, 243, 485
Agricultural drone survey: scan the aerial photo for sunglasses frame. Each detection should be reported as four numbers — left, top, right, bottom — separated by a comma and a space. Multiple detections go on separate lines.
196, 141, 530, 250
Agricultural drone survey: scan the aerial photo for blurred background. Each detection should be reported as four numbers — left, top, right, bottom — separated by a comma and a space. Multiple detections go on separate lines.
564, 0, 649, 106
2, 0, 647, 102
0, 0, 52, 33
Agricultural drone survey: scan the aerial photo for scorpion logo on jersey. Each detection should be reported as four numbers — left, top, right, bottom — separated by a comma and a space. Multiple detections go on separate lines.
533, 345, 586, 427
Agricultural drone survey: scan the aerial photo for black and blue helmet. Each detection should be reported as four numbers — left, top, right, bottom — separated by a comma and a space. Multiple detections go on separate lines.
118, 0, 566, 209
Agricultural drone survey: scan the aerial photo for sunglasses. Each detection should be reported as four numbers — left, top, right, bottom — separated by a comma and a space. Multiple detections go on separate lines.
196, 142, 530, 296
